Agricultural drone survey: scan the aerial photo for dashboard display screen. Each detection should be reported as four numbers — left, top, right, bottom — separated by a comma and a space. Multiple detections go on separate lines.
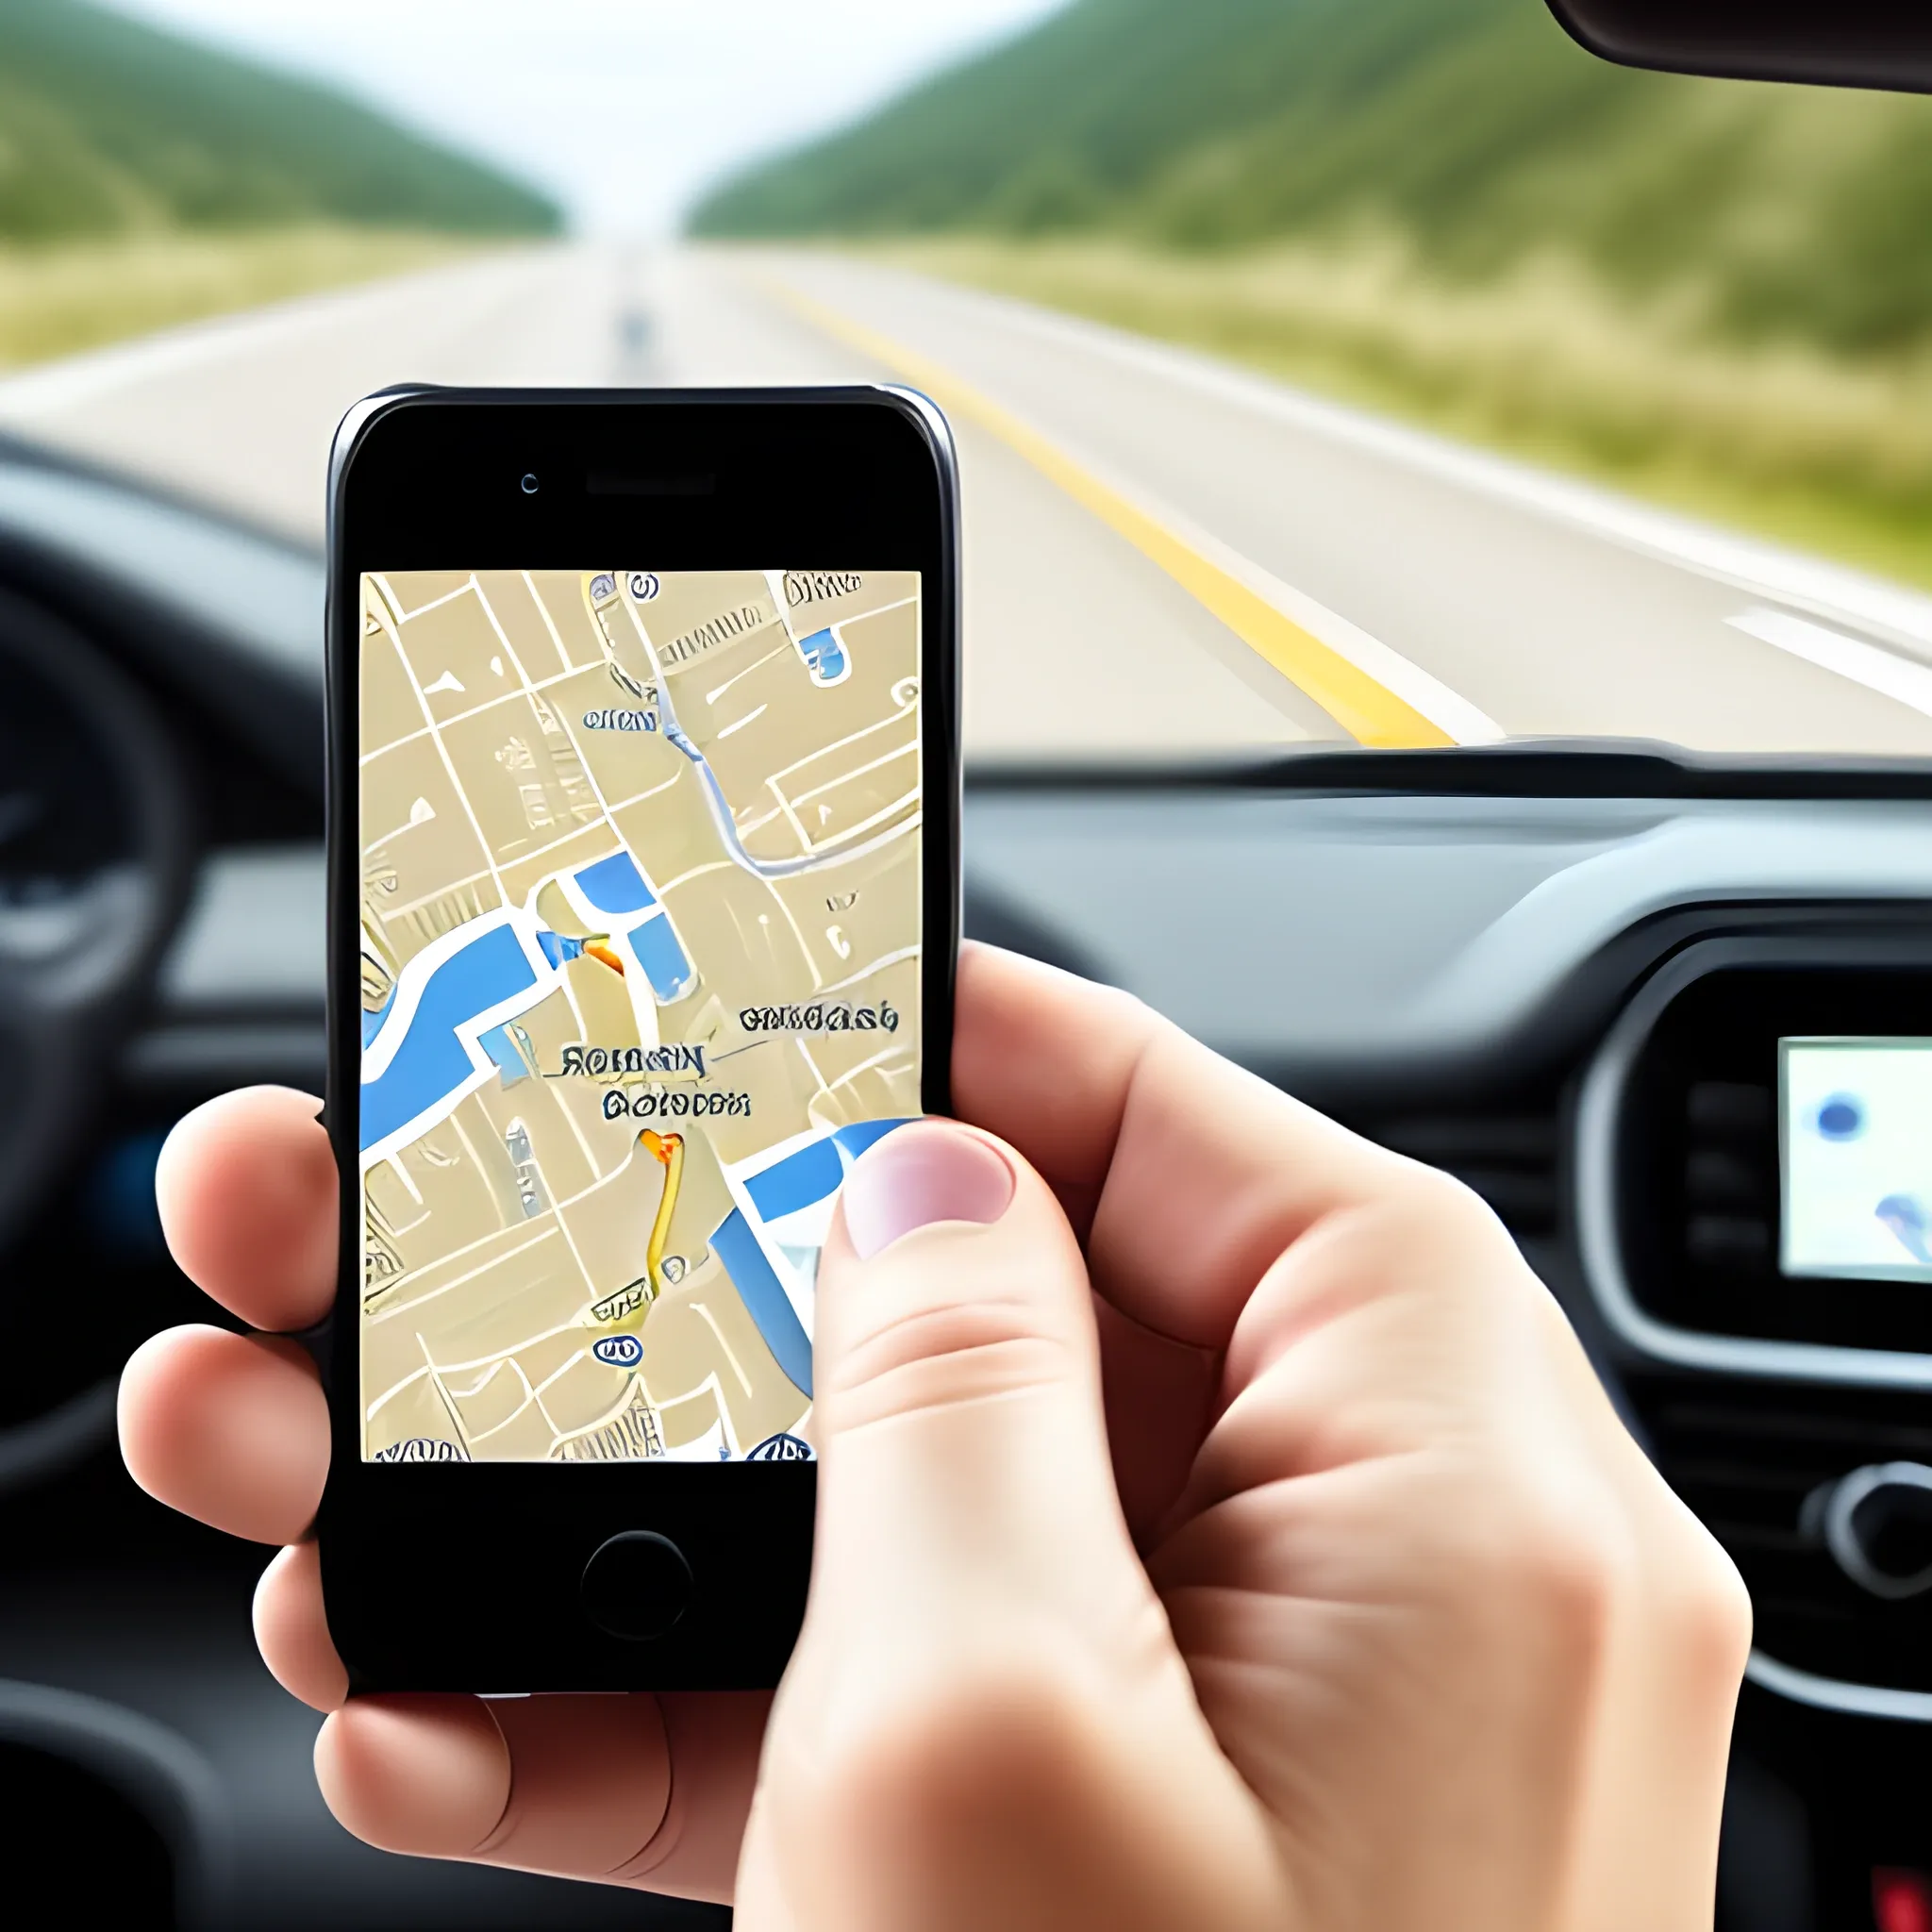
1781, 1038, 1932, 1281
357, 568, 922, 1464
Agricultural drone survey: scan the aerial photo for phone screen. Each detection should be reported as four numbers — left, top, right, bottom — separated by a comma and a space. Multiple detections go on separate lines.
357, 569, 922, 1465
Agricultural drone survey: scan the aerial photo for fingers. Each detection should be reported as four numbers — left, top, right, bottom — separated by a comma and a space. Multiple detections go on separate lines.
1091, 1297, 1221, 1541
621, 1692, 771, 1900
314, 1690, 766, 1904
255, 1543, 348, 1712
947, 944, 1154, 1235
471, 1697, 672, 1876
119, 1324, 327, 1542
759, 1117, 1275, 1929
952, 943, 1401, 1349
260, 1538, 763, 1898
803, 1119, 1157, 1692
315, 1696, 511, 1858
1135, 1167, 1749, 1932
245, 1489, 772, 1892
156, 1087, 337, 1332
136, 1079, 772, 1904
813, 1119, 1137, 1596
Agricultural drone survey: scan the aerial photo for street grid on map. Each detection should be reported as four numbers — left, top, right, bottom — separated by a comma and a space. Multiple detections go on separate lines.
358, 566, 921, 1463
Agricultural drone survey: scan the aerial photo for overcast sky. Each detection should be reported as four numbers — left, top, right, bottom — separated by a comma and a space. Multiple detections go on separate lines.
103, 0, 1065, 235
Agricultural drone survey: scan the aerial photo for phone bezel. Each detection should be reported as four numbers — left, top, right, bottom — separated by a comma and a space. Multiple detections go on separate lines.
319, 386, 961, 1690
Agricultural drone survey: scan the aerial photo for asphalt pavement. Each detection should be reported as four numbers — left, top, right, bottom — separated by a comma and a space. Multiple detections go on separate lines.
4, 241, 1930, 762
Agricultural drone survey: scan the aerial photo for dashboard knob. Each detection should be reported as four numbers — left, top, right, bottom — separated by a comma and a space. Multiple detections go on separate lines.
1824, 1463, 1932, 1601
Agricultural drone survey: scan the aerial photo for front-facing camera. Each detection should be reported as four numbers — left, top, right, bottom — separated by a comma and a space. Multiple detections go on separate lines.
520, 473, 540, 495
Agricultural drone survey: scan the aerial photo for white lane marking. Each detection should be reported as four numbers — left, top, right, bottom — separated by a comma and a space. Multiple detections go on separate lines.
1131, 470, 1505, 745
796, 256, 1932, 659
765, 271, 1499, 745
1727, 608, 1932, 721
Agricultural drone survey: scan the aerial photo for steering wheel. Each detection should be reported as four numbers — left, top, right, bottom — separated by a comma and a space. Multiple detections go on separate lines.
0, 584, 193, 1479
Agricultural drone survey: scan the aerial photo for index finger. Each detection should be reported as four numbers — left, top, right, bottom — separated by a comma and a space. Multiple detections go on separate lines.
155, 1086, 339, 1333
951, 943, 1404, 1349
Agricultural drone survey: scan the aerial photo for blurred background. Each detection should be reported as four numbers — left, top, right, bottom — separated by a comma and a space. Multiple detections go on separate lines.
7, 4, 1932, 1924
2, 0, 1929, 587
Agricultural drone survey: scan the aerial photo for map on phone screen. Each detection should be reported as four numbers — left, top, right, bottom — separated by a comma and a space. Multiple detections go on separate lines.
356, 570, 922, 1463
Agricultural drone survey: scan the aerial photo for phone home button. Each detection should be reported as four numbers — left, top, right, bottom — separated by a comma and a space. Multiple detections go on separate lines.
581, 1532, 693, 1641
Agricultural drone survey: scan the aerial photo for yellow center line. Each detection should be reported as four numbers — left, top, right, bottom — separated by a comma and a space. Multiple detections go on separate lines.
763, 278, 1452, 750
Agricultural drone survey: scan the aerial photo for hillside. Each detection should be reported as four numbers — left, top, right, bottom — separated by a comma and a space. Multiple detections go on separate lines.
690, 0, 1932, 358
0, 0, 559, 242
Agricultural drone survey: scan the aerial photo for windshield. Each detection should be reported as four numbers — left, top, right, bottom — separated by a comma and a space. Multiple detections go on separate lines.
5, 0, 1929, 764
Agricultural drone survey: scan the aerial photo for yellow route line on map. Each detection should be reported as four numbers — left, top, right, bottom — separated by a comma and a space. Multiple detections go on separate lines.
640, 1128, 685, 1304
764, 279, 1452, 750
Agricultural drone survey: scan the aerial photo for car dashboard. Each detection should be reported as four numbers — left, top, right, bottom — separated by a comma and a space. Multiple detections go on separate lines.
0, 436, 1925, 1929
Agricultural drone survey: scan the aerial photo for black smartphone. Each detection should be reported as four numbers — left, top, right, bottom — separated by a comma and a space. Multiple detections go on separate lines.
317, 387, 961, 1691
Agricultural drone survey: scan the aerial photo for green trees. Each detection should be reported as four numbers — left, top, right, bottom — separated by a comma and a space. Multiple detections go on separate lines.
0, 0, 558, 242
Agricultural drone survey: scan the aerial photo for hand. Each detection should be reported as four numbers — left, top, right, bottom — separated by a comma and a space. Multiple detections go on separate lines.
120, 943, 1750, 1927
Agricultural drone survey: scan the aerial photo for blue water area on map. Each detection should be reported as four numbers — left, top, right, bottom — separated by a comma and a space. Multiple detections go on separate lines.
361, 986, 394, 1048
835, 1119, 908, 1163
711, 1208, 813, 1396
575, 851, 657, 916
747, 1138, 842, 1221
798, 626, 846, 683
632, 914, 694, 1002
361, 924, 538, 1151
536, 930, 586, 970
479, 1023, 528, 1087
744, 1119, 913, 1221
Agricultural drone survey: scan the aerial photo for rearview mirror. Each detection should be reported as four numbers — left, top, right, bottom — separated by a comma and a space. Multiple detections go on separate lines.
1543, 0, 1932, 92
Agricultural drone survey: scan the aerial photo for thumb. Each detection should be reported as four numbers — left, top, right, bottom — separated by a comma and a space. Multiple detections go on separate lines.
751, 1123, 1270, 1930
804, 1119, 1151, 1676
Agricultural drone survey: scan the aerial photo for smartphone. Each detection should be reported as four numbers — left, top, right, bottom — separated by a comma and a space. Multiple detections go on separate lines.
317, 388, 961, 1690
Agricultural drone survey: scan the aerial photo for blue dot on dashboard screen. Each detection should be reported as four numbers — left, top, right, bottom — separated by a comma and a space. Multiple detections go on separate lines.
1815, 1094, 1866, 1141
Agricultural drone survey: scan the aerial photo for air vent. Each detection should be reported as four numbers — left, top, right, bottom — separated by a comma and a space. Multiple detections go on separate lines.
1372, 1114, 1557, 1239
1683, 1079, 1774, 1273
1642, 1386, 1932, 1693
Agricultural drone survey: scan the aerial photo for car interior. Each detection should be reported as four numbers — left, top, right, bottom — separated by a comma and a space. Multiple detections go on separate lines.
4, 2, 1932, 1928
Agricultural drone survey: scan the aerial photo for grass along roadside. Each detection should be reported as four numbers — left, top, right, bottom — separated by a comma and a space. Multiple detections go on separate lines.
863, 236, 1932, 594
0, 226, 483, 375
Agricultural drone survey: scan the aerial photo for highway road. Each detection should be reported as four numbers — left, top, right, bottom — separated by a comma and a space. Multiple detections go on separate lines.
4, 241, 1932, 762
